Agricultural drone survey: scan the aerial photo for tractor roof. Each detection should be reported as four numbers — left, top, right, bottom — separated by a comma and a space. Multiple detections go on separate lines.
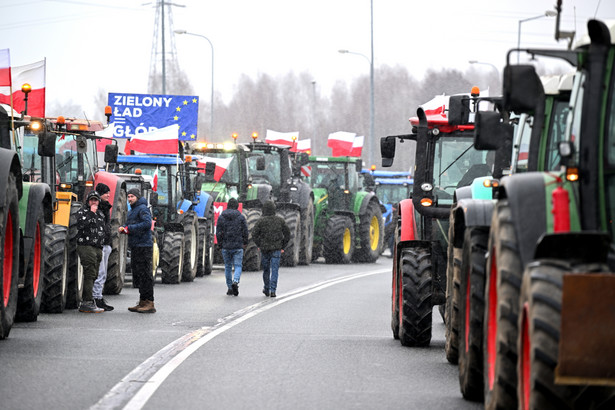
117, 154, 184, 165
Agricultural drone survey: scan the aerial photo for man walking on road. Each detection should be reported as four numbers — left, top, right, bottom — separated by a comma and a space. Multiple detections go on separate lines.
252, 200, 290, 297
216, 198, 248, 296
92, 183, 114, 311
120, 188, 156, 313
75, 191, 106, 313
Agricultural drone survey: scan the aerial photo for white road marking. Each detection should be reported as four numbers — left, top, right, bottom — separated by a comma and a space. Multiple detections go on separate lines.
90, 268, 388, 410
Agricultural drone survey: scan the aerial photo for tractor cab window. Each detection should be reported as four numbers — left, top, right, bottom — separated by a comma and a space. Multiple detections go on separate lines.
21, 133, 42, 181
311, 163, 346, 189
544, 98, 571, 171
56, 135, 79, 183
514, 114, 533, 173
248, 151, 281, 193
199, 152, 239, 184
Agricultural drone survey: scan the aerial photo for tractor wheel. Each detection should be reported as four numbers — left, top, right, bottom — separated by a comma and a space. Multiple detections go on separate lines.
298, 199, 314, 265
323, 215, 354, 264
196, 216, 214, 277
181, 212, 198, 282
0, 173, 20, 339
483, 199, 522, 410
242, 208, 262, 272
16, 199, 46, 322
391, 245, 401, 339
458, 227, 489, 402
518, 260, 615, 410
445, 243, 462, 364
352, 200, 383, 263
160, 231, 184, 284
104, 189, 127, 294
280, 208, 300, 267
398, 247, 433, 346
41, 224, 69, 313
65, 202, 84, 309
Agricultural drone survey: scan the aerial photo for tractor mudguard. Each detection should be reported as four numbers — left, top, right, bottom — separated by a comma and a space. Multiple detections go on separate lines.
19, 182, 51, 269
288, 181, 312, 209
276, 202, 301, 213
498, 172, 549, 267
398, 198, 418, 242
449, 198, 494, 249
455, 185, 472, 202
0, 149, 23, 205
534, 231, 610, 263
252, 183, 272, 205
95, 171, 125, 217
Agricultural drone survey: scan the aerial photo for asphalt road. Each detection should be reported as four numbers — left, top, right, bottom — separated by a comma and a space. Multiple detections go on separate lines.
0, 257, 482, 410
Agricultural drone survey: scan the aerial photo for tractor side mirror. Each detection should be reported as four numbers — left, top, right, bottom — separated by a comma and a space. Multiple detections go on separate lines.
104, 143, 118, 163
37, 131, 56, 157
204, 161, 216, 180
380, 136, 396, 167
503, 65, 545, 113
474, 111, 512, 150
448, 95, 470, 125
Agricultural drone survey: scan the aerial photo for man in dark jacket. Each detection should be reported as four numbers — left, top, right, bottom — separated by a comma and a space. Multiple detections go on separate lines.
120, 188, 155, 313
252, 200, 290, 297
216, 198, 248, 296
76, 191, 106, 313
92, 183, 114, 311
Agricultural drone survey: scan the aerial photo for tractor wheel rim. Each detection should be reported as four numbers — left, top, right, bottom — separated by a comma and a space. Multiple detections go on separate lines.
369, 215, 379, 250
343, 228, 351, 254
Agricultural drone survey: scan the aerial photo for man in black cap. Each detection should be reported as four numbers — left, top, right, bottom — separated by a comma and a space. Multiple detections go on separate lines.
76, 191, 106, 313
92, 183, 114, 311
120, 188, 156, 313
216, 198, 248, 296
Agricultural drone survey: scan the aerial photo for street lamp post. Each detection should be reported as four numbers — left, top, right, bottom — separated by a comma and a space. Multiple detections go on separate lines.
517, 10, 557, 63
338, 48, 374, 167
175, 29, 214, 139
468, 60, 500, 93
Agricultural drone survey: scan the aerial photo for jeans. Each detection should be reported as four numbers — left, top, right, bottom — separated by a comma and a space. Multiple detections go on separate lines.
261, 250, 281, 293
131, 246, 154, 301
93, 245, 112, 299
222, 248, 243, 289
76, 245, 102, 302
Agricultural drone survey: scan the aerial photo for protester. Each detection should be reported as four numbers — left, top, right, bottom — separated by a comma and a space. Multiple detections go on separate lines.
120, 188, 155, 313
252, 200, 290, 297
92, 183, 114, 311
216, 198, 248, 296
75, 191, 106, 313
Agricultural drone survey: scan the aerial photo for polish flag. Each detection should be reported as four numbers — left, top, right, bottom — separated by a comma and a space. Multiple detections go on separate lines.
152, 167, 159, 191
95, 122, 116, 152
197, 156, 233, 181
349, 135, 364, 157
0, 49, 11, 87
124, 124, 179, 154
265, 129, 298, 146
328, 131, 356, 157
0, 59, 46, 117
291, 138, 311, 154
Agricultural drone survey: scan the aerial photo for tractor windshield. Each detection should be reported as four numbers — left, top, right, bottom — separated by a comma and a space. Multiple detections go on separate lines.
115, 163, 174, 206
309, 162, 347, 190
248, 150, 281, 193
198, 152, 240, 184
375, 183, 412, 204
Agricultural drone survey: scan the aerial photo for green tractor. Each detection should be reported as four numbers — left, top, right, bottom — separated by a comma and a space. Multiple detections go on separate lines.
306, 155, 383, 264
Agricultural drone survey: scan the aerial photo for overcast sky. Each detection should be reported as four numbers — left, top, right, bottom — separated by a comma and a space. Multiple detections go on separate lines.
2, 0, 615, 118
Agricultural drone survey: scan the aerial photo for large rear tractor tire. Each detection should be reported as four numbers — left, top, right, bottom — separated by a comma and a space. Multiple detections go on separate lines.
0, 173, 20, 339
16, 200, 46, 322
298, 200, 314, 265
41, 224, 68, 313
458, 227, 488, 402
104, 189, 127, 295
65, 202, 84, 309
352, 200, 383, 263
181, 212, 198, 282
242, 208, 262, 272
280, 208, 300, 267
323, 215, 354, 264
196, 216, 214, 277
391, 243, 401, 339
160, 231, 184, 284
398, 247, 433, 347
444, 213, 462, 364
483, 200, 522, 410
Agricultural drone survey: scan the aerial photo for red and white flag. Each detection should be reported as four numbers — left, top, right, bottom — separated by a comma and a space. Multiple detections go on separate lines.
197, 156, 233, 182
152, 167, 159, 192
0, 49, 11, 87
265, 129, 298, 146
328, 131, 356, 157
291, 138, 311, 154
124, 124, 179, 154
95, 122, 116, 152
349, 135, 364, 157
0, 59, 46, 117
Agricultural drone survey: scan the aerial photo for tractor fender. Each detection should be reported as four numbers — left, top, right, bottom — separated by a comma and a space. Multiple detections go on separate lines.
333, 209, 355, 221
498, 172, 549, 267
176, 198, 192, 215
454, 185, 472, 202
0, 148, 23, 206
397, 198, 418, 242
276, 202, 301, 213
20, 182, 52, 266
450, 198, 494, 248
289, 180, 312, 211
251, 183, 272, 205
94, 171, 126, 219
534, 231, 610, 264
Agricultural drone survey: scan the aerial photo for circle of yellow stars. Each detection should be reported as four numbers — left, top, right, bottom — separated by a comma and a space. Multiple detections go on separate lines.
173, 98, 199, 140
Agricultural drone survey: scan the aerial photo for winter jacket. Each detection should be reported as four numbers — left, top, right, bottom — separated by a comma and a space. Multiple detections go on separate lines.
99, 199, 112, 246
216, 208, 249, 250
124, 196, 153, 248
75, 204, 106, 249
252, 201, 291, 252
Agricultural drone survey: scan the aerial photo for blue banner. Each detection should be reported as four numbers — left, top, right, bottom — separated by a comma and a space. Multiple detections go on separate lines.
108, 92, 199, 141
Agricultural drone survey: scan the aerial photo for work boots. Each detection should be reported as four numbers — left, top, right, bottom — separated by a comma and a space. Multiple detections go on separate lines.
137, 300, 156, 314
128, 299, 146, 312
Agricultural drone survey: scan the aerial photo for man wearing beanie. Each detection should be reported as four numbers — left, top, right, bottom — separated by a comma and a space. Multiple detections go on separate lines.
216, 198, 248, 296
92, 183, 114, 311
120, 188, 156, 313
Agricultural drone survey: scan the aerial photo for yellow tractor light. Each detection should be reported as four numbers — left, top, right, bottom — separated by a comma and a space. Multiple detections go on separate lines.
194, 142, 207, 150
471, 86, 480, 97
135, 168, 142, 175
420, 197, 433, 207
370, 165, 376, 172
483, 178, 500, 188
185, 155, 192, 163
223, 141, 235, 151
232, 133, 238, 141
56, 116, 66, 125
251, 132, 258, 141
21, 83, 32, 94
59, 183, 72, 191
566, 167, 579, 182
29, 120, 42, 133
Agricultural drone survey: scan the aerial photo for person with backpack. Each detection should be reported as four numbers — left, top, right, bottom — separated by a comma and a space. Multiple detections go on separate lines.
216, 198, 249, 296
